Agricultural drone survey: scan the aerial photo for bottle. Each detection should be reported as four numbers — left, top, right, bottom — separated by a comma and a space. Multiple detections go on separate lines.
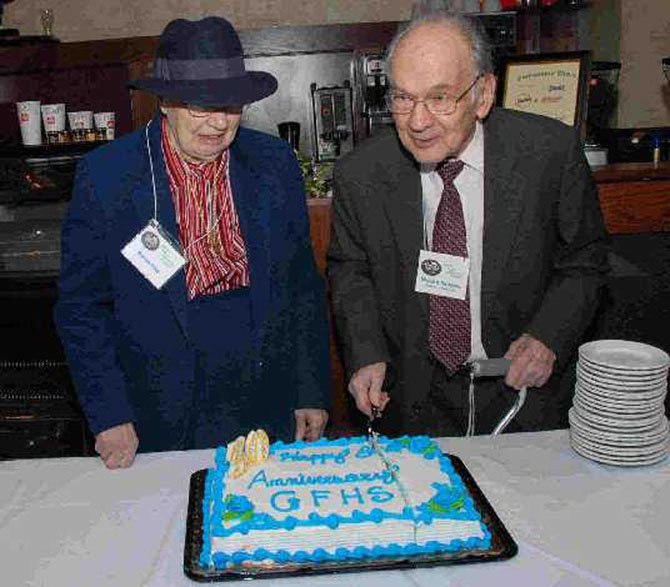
653, 136, 661, 166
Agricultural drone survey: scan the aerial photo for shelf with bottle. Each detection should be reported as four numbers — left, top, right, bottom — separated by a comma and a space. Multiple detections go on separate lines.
505, 0, 591, 13
0, 139, 108, 163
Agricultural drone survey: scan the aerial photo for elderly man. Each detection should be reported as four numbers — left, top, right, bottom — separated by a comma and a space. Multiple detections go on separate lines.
327, 14, 609, 436
55, 17, 330, 468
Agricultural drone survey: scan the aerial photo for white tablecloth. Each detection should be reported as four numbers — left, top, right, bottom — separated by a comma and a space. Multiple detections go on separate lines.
2, 430, 669, 587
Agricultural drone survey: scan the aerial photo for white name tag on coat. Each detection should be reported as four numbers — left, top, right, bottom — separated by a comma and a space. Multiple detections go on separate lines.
121, 221, 185, 289
415, 249, 470, 300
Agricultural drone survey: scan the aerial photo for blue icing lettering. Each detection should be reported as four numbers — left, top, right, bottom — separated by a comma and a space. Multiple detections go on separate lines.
310, 489, 331, 507
246, 469, 393, 489
247, 469, 268, 490
270, 490, 300, 512
355, 444, 375, 458
340, 486, 364, 506
278, 448, 350, 466
367, 485, 394, 503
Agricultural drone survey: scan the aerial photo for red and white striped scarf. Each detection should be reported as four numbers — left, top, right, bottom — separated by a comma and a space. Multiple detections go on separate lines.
162, 118, 250, 299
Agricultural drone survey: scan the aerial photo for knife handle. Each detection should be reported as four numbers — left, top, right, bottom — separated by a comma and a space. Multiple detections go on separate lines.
470, 357, 511, 378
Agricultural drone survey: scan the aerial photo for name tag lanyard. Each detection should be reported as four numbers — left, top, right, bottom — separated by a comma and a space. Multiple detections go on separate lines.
119, 121, 186, 289
146, 121, 228, 257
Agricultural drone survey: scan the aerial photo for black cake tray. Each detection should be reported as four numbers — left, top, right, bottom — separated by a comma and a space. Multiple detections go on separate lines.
183, 454, 518, 582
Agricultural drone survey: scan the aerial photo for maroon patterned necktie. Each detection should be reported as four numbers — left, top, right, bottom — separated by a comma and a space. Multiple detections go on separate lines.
429, 159, 470, 372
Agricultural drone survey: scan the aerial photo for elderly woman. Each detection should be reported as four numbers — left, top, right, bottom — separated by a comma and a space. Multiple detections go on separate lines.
55, 16, 330, 469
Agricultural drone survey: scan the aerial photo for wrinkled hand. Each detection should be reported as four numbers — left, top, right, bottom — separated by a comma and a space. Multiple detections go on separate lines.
95, 422, 139, 470
348, 362, 391, 418
294, 408, 329, 441
504, 334, 556, 390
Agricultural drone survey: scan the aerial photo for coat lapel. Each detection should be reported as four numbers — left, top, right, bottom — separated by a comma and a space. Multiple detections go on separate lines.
130, 116, 189, 337
481, 111, 526, 322
380, 141, 429, 325
229, 140, 270, 349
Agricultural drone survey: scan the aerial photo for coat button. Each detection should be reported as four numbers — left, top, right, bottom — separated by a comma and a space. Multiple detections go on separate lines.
258, 360, 264, 368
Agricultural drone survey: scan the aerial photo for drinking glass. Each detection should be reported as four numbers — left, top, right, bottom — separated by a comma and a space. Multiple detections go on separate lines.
40, 8, 54, 37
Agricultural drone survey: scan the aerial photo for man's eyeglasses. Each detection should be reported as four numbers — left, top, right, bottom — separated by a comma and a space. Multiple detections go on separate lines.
385, 74, 483, 115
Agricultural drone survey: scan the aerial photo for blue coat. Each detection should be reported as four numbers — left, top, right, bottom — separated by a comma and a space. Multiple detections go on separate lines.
55, 116, 331, 451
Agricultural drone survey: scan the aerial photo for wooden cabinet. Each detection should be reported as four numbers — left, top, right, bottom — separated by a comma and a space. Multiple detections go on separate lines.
592, 162, 670, 234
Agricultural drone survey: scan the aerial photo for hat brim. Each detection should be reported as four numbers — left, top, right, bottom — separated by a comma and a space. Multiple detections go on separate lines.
128, 71, 278, 107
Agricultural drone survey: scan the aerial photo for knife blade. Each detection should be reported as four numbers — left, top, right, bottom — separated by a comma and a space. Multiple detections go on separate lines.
366, 404, 382, 438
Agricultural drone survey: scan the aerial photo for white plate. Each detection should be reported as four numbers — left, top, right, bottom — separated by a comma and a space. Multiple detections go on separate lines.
570, 431, 669, 458
578, 361, 668, 383
579, 340, 670, 371
569, 418, 669, 447
579, 360, 669, 381
569, 407, 661, 435
570, 426, 669, 455
574, 393, 663, 417
576, 366, 666, 390
579, 355, 669, 376
573, 396, 662, 420
574, 385, 666, 408
573, 388, 664, 412
570, 436, 669, 467
575, 379, 667, 402
572, 404, 664, 429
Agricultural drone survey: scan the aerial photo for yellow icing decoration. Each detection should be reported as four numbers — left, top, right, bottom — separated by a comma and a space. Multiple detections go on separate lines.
225, 430, 269, 479
244, 429, 270, 465
226, 435, 248, 479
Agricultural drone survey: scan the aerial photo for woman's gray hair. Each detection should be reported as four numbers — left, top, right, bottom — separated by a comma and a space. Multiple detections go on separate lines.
385, 13, 494, 78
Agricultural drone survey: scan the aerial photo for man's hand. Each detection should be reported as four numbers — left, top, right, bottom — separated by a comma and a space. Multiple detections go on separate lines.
348, 362, 391, 418
95, 422, 139, 469
504, 334, 556, 390
294, 408, 329, 441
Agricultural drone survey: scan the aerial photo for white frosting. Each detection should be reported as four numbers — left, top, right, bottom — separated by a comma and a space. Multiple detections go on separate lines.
205, 438, 488, 562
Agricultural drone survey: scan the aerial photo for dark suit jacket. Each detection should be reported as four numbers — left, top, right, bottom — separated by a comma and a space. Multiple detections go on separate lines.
327, 108, 609, 429
55, 116, 330, 451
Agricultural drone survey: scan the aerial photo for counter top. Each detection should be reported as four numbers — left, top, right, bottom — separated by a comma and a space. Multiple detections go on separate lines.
592, 161, 670, 183
2, 429, 669, 586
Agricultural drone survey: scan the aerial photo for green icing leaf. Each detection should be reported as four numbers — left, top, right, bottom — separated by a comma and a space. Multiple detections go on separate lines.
428, 496, 464, 513
222, 493, 255, 522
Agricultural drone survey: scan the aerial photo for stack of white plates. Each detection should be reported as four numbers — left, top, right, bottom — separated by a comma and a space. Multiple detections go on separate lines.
569, 340, 670, 466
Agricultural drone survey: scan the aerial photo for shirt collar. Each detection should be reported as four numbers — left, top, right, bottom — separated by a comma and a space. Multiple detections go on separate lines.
459, 120, 484, 174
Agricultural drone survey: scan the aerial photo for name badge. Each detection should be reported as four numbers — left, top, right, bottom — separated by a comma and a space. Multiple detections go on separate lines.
121, 220, 185, 289
415, 249, 470, 300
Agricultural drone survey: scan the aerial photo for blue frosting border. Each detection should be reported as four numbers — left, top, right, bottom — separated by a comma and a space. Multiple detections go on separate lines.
200, 435, 492, 568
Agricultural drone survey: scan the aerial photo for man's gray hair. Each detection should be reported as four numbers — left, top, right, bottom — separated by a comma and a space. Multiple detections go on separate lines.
385, 13, 494, 77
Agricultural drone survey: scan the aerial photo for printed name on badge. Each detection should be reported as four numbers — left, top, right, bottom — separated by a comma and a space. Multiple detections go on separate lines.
121, 221, 186, 289
415, 249, 470, 300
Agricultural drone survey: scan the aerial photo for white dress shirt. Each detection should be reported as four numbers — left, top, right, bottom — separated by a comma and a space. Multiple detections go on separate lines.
420, 121, 487, 361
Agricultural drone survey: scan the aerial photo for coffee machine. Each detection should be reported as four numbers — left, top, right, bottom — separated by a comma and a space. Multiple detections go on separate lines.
584, 61, 621, 166
310, 82, 354, 162
355, 51, 394, 137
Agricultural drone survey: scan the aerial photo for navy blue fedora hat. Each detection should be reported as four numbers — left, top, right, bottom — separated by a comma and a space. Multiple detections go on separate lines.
129, 17, 277, 107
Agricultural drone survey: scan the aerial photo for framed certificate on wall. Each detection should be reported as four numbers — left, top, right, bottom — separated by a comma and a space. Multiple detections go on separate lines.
498, 52, 591, 136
